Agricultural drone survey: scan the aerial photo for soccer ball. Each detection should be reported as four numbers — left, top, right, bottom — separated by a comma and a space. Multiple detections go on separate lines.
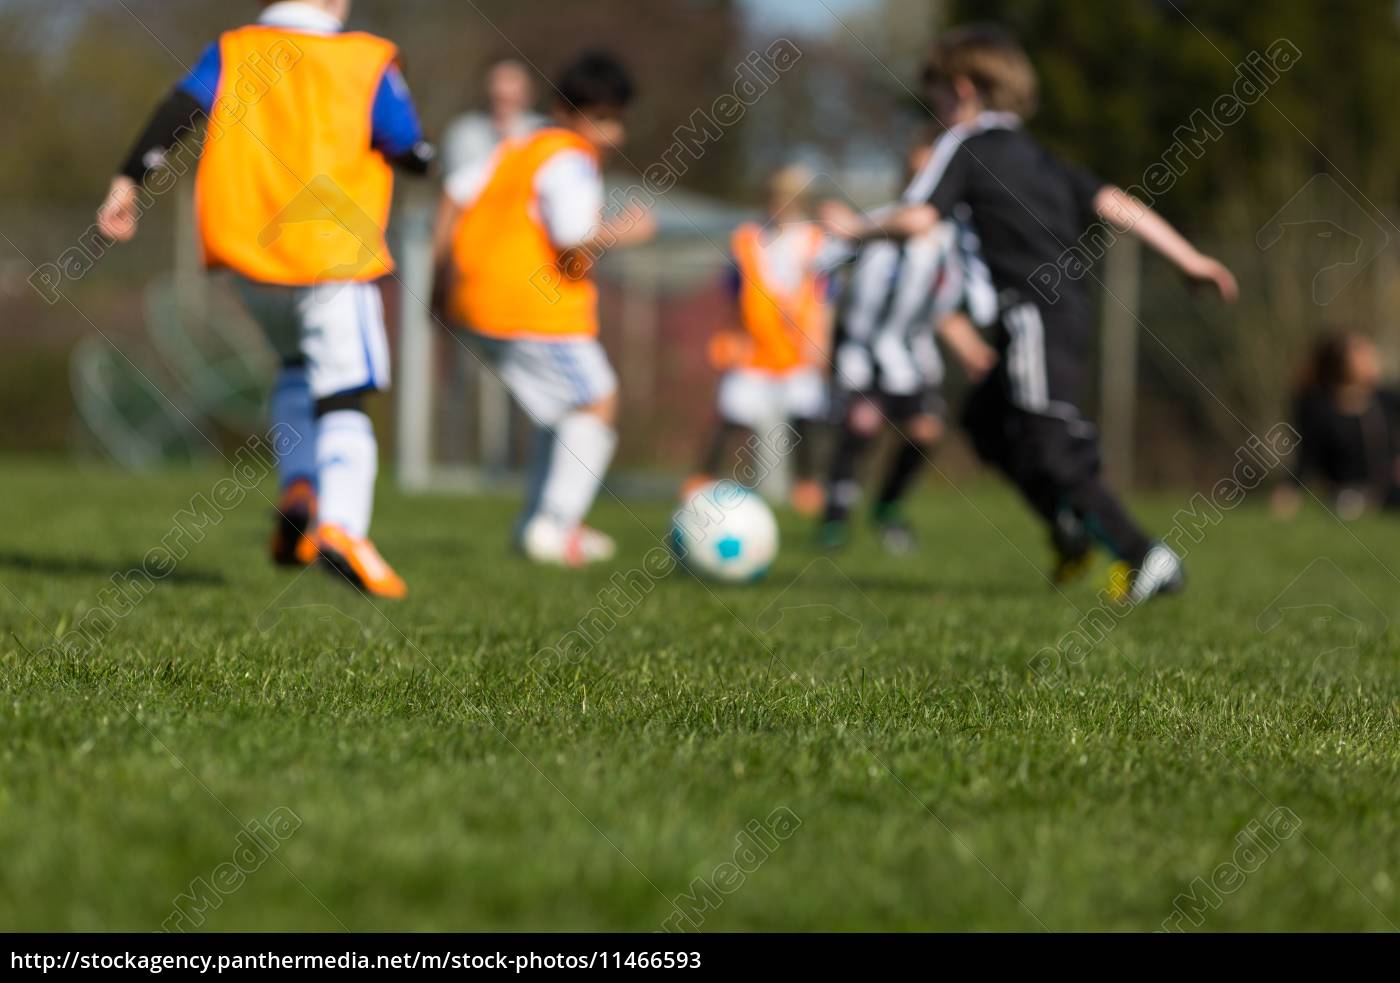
670, 481, 779, 583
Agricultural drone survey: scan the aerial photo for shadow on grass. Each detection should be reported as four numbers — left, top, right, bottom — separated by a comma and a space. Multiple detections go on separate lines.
838, 574, 1043, 600
653, 567, 1041, 601
0, 551, 226, 586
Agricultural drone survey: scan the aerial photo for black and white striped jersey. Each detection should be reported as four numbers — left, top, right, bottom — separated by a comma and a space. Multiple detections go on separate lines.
829, 211, 996, 397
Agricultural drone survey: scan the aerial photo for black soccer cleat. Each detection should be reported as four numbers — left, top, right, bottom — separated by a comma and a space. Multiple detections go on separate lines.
269, 478, 317, 568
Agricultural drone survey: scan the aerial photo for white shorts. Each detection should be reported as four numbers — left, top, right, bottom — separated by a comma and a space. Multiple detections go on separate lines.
834, 331, 944, 398
717, 368, 827, 429
468, 334, 618, 427
236, 278, 391, 399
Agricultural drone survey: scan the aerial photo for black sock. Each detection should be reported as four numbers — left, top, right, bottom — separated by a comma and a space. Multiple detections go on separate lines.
823, 425, 874, 523
790, 417, 824, 484
875, 437, 931, 516
1067, 479, 1153, 566
701, 423, 752, 478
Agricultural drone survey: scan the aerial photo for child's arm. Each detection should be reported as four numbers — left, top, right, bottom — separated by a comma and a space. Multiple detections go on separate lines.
567, 203, 657, 255
98, 44, 220, 243
371, 63, 435, 176
97, 177, 142, 243
97, 88, 206, 242
1094, 186, 1239, 302
936, 311, 998, 382
819, 200, 940, 244
555, 201, 657, 280
704, 263, 754, 371
429, 191, 464, 320
431, 193, 462, 268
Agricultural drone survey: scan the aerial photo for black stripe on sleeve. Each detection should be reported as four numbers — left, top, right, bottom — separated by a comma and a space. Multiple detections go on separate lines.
119, 87, 206, 184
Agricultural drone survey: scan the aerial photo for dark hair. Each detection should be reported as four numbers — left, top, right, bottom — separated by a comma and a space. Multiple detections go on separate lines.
554, 50, 635, 113
1301, 331, 1362, 393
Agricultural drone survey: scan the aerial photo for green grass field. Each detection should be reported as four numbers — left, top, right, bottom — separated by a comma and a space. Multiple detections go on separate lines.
2, 456, 1397, 932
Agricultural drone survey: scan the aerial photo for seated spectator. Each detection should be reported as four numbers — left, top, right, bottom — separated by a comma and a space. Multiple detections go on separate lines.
1274, 331, 1400, 520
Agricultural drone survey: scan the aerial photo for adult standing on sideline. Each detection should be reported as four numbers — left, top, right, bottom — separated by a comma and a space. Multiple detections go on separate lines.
440, 56, 546, 177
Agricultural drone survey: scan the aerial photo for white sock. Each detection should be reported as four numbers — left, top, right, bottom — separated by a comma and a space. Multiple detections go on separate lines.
538, 412, 617, 529
270, 366, 317, 490
317, 409, 377, 538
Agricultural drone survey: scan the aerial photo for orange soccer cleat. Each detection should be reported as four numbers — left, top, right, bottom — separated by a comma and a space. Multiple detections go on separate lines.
312, 524, 408, 599
269, 478, 317, 567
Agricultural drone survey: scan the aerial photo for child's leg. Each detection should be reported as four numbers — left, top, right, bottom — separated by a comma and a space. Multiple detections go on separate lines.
1009, 400, 1152, 567
300, 281, 391, 540
269, 361, 318, 491
698, 421, 754, 480
267, 279, 404, 597
239, 277, 321, 566
516, 425, 556, 540
788, 417, 821, 483
235, 279, 321, 494
823, 395, 881, 524
267, 364, 320, 567
536, 389, 619, 530
781, 369, 827, 479
315, 393, 378, 538
1039, 326, 1152, 566
711, 369, 771, 488
873, 406, 940, 515
465, 335, 561, 538
855, 394, 938, 555
822, 428, 872, 524
965, 309, 1115, 580
1062, 475, 1152, 565
1014, 399, 1178, 601
784, 369, 829, 516
497, 337, 619, 535
965, 373, 1058, 522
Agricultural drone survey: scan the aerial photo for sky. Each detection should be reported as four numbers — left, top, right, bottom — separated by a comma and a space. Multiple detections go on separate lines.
740, 0, 877, 35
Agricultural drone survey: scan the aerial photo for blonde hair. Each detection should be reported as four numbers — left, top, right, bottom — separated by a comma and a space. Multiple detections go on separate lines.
766, 164, 815, 218
768, 164, 813, 199
923, 24, 1038, 119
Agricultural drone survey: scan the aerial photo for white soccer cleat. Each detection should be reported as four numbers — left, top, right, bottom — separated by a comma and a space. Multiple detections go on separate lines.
522, 515, 615, 568
575, 525, 617, 564
1126, 543, 1185, 605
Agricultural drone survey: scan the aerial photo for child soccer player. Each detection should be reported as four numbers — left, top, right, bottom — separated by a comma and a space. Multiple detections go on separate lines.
822, 24, 1238, 603
432, 51, 655, 568
821, 137, 999, 553
690, 165, 835, 516
97, 0, 431, 599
